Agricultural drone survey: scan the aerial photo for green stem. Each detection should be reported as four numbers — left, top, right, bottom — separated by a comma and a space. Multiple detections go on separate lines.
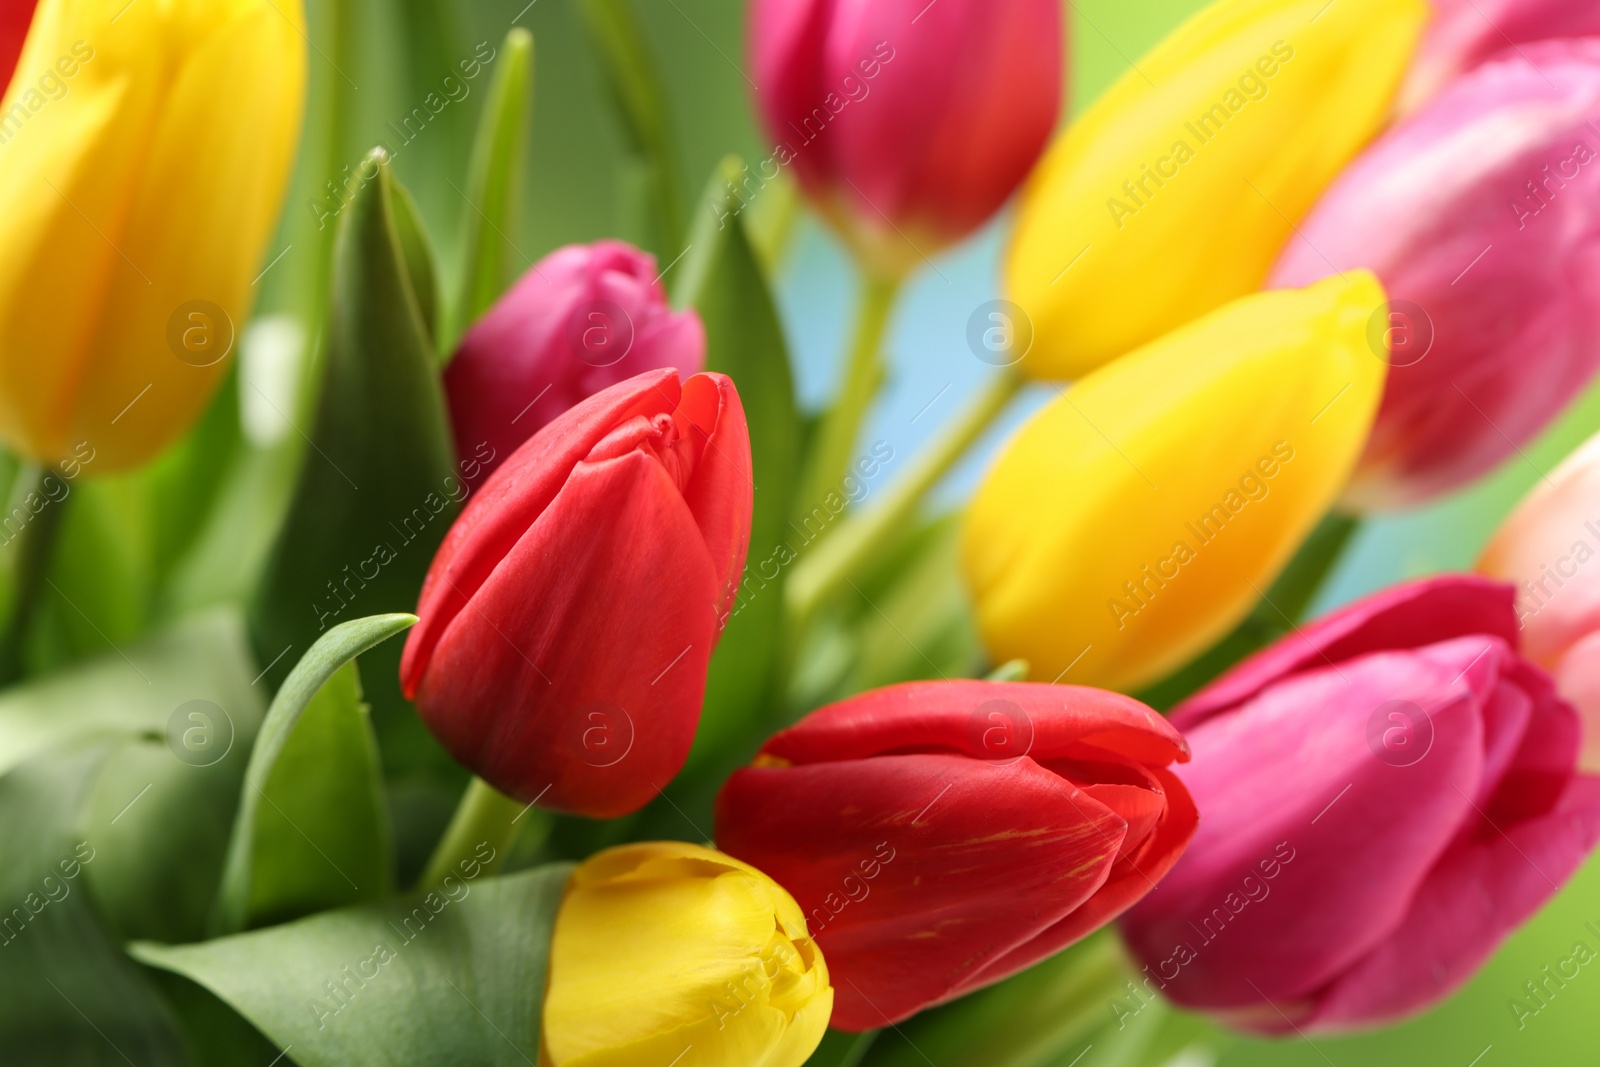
0, 463, 70, 686
788, 369, 1024, 631
794, 274, 901, 528
416, 776, 527, 889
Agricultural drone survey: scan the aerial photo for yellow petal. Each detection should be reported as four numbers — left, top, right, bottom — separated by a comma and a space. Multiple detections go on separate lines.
1006, 0, 1425, 379
544, 842, 831, 1067
0, 0, 305, 471
962, 272, 1387, 693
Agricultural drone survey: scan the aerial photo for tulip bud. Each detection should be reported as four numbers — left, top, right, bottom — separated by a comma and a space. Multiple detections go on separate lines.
1273, 42, 1600, 510
1006, 0, 1425, 379
1479, 428, 1600, 771
1399, 0, 1600, 113
748, 0, 1061, 278
963, 273, 1386, 693
399, 368, 753, 818
714, 680, 1197, 1030
0, 0, 305, 471
543, 842, 832, 1067
445, 240, 706, 488
1120, 575, 1600, 1032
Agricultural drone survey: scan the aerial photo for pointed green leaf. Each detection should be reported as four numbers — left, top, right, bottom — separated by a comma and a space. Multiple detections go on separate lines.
136, 865, 572, 1067
213, 614, 415, 935
389, 177, 442, 350
446, 27, 535, 354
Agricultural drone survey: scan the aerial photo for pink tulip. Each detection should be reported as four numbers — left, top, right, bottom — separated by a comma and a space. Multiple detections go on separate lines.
1400, 0, 1600, 113
1119, 575, 1600, 1033
444, 240, 705, 487
1270, 41, 1600, 510
748, 0, 1061, 278
1480, 428, 1600, 771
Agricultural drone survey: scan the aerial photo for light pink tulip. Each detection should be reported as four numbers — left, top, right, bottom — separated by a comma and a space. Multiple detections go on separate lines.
1400, 0, 1600, 113
748, 0, 1061, 278
1119, 575, 1600, 1033
444, 241, 705, 488
1480, 428, 1600, 771
1271, 41, 1600, 510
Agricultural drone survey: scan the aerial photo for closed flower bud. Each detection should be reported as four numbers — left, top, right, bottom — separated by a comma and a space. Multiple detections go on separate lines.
1480, 428, 1600, 771
715, 680, 1196, 1030
1120, 575, 1600, 1032
1273, 41, 1600, 510
400, 368, 752, 818
1399, 0, 1600, 113
1006, 0, 1424, 379
749, 0, 1061, 279
963, 273, 1386, 693
0, 0, 305, 471
543, 842, 832, 1067
445, 240, 706, 488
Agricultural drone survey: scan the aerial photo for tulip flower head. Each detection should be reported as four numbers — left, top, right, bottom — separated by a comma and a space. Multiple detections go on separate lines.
1006, 0, 1425, 379
748, 0, 1061, 279
1480, 428, 1600, 772
1399, 0, 1600, 113
445, 240, 706, 487
1273, 41, 1600, 510
1120, 575, 1600, 1033
400, 368, 752, 819
0, 0, 306, 471
963, 272, 1386, 693
542, 842, 832, 1067
715, 680, 1197, 1030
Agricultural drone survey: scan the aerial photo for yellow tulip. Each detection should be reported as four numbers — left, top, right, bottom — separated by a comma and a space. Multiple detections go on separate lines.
1006, 0, 1425, 380
542, 842, 832, 1067
0, 0, 306, 472
962, 271, 1386, 693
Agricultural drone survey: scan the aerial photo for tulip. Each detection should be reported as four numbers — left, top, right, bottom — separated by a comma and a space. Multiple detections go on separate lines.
1271, 41, 1600, 510
399, 368, 752, 819
0, 0, 305, 471
542, 841, 832, 1067
1005, 0, 1425, 379
444, 240, 706, 487
1480, 428, 1600, 772
962, 272, 1386, 693
714, 680, 1197, 1030
1400, 0, 1600, 113
748, 0, 1060, 279
1119, 574, 1600, 1033
1, 3, 34, 87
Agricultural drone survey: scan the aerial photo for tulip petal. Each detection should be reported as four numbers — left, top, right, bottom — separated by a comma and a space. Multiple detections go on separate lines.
0, 2, 34, 89
1555, 631, 1600, 773
1175, 574, 1519, 728
677, 372, 754, 622
413, 445, 717, 816
1400, 0, 1600, 113
716, 752, 1127, 1031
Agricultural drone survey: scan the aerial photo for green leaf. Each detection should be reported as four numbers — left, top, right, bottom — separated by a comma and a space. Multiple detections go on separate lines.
0, 742, 190, 1066
136, 864, 572, 1067
213, 614, 416, 935
389, 177, 442, 351
247, 660, 393, 927
576, 0, 686, 257
247, 152, 461, 781
446, 26, 535, 354
807, 1029, 880, 1067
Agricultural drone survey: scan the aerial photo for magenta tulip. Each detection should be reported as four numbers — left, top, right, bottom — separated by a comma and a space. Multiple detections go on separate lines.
1270, 41, 1600, 510
400, 368, 751, 819
715, 681, 1196, 1031
1480, 428, 1600, 772
1400, 0, 1600, 112
444, 240, 705, 487
748, 0, 1061, 278
1119, 575, 1600, 1033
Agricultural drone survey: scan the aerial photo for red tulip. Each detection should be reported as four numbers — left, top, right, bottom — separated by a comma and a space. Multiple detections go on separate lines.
1119, 575, 1600, 1033
1400, 0, 1600, 112
400, 368, 752, 819
714, 680, 1196, 1031
1, 1, 35, 89
748, 0, 1061, 278
444, 240, 705, 488
1270, 42, 1600, 509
